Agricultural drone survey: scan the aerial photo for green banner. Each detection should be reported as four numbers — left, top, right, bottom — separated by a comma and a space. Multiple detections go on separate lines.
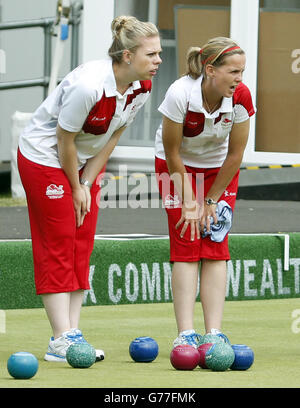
0, 233, 299, 309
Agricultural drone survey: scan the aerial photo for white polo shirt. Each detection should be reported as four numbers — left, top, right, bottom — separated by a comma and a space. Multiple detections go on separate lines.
19, 59, 152, 168
155, 74, 255, 168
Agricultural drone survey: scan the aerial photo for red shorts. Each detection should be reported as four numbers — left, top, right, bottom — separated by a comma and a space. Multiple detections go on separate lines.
18, 150, 103, 295
155, 157, 239, 262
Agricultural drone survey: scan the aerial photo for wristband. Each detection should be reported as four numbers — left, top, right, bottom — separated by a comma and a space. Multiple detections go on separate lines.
205, 198, 218, 205
80, 177, 92, 188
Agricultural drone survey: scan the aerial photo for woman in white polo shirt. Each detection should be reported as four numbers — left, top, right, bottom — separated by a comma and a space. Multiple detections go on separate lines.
155, 37, 255, 348
18, 15, 162, 362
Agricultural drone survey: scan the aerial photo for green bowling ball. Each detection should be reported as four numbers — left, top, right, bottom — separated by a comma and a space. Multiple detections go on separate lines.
205, 342, 235, 371
66, 343, 96, 368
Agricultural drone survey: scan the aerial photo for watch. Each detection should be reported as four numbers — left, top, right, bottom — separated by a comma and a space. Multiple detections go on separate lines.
80, 177, 92, 188
205, 198, 218, 205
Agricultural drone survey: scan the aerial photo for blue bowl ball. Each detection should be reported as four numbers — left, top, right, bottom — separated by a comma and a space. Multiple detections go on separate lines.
7, 352, 39, 379
129, 336, 159, 362
230, 344, 254, 370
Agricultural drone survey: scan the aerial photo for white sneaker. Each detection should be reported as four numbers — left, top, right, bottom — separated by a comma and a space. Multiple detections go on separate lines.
44, 329, 105, 362
208, 328, 231, 344
173, 330, 202, 349
44, 330, 77, 362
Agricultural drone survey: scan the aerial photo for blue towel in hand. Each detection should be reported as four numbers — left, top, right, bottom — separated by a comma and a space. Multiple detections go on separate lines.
201, 200, 233, 242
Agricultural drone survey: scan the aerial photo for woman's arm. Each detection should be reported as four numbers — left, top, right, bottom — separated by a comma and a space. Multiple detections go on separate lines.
56, 124, 85, 227
162, 115, 201, 241
79, 126, 126, 220
80, 126, 126, 185
201, 119, 250, 230
56, 124, 126, 227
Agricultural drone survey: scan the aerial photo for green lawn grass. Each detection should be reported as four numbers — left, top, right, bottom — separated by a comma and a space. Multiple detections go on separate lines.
0, 197, 27, 207
1, 298, 300, 388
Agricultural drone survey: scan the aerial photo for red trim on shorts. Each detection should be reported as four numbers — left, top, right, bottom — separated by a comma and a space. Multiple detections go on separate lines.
155, 157, 239, 263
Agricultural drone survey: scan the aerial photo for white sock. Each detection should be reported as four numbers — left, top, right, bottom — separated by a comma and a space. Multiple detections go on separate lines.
179, 329, 195, 336
208, 328, 221, 335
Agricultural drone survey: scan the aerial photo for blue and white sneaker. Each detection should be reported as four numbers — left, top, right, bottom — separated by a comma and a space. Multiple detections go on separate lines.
44, 330, 81, 362
209, 328, 231, 344
173, 330, 202, 349
44, 329, 105, 362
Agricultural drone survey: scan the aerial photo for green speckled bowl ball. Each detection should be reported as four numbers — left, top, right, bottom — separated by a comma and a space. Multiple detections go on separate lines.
205, 342, 235, 371
66, 343, 96, 368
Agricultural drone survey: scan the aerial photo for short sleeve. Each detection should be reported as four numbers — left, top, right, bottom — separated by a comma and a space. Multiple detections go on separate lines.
125, 92, 150, 127
58, 81, 97, 132
158, 82, 188, 124
233, 83, 256, 124
125, 80, 152, 126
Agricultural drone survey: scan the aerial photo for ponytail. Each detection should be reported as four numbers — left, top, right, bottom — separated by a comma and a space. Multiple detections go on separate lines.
185, 47, 202, 80
108, 15, 159, 63
185, 37, 244, 79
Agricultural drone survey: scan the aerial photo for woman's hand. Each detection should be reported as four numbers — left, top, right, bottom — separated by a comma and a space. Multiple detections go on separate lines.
200, 203, 218, 234
175, 201, 201, 241
72, 185, 91, 227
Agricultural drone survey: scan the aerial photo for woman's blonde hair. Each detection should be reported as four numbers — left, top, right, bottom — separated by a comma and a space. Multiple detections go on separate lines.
185, 37, 244, 79
108, 16, 159, 63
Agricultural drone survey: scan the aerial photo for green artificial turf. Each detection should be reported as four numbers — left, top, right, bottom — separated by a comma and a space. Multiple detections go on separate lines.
1, 298, 300, 388
1, 233, 300, 309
